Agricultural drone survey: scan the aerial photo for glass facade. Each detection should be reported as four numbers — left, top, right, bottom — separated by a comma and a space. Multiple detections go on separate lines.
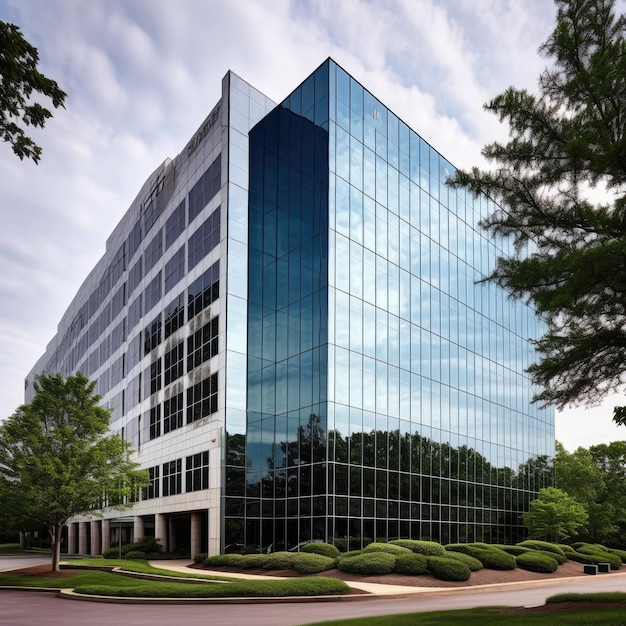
235, 60, 553, 550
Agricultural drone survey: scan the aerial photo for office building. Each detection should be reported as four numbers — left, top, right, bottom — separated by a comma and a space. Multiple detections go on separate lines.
26, 59, 554, 556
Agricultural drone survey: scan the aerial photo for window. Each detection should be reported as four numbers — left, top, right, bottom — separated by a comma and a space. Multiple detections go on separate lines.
164, 246, 185, 294
144, 314, 162, 355
128, 294, 142, 332
164, 341, 184, 385
188, 154, 221, 222
149, 405, 161, 440
111, 283, 126, 319
128, 257, 143, 297
188, 207, 220, 270
187, 317, 218, 371
145, 359, 162, 396
164, 392, 183, 433
162, 459, 182, 496
186, 451, 209, 492
126, 333, 142, 371
142, 466, 160, 500
187, 373, 218, 423
165, 199, 186, 250
188, 261, 219, 320
144, 271, 162, 312
144, 229, 163, 274
111, 317, 126, 353
110, 354, 125, 387
127, 220, 142, 262
164, 293, 184, 338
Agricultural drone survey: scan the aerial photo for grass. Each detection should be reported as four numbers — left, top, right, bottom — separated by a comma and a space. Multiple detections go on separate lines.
0, 569, 149, 589
303, 605, 626, 625
547, 592, 626, 603
0, 543, 49, 555
75, 577, 350, 598
63, 558, 230, 580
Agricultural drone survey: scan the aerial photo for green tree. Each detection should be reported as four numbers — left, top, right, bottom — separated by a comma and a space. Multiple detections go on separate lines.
0, 374, 148, 571
523, 486, 588, 541
0, 21, 67, 163
452, 0, 626, 415
555, 442, 615, 542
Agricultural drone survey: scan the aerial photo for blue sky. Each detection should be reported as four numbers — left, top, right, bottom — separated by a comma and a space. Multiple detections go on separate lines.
0, 0, 624, 451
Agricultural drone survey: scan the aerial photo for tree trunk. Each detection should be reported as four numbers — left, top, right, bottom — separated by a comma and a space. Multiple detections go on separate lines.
49, 523, 63, 572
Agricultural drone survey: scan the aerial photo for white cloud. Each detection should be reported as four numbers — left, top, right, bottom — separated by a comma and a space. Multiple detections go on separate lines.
0, 0, 622, 451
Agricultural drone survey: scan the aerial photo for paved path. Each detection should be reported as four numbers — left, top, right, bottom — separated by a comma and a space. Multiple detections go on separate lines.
0, 554, 51, 572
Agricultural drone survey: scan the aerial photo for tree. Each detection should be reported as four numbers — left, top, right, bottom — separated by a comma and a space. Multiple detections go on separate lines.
0, 374, 148, 571
523, 486, 588, 541
0, 21, 67, 163
452, 0, 626, 416
554, 441, 615, 542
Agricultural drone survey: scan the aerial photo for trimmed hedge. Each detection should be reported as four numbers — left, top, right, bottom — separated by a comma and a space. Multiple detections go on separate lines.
302, 542, 340, 559
557, 544, 579, 556
516, 552, 559, 573
338, 551, 396, 575
262, 551, 297, 570
426, 556, 471, 582
393, 552, 428, 575
363, 542, 412, 555
575, 548, 621, 570
493, 545, 531, 556
238, 554, 268, 569
204, 554, 244, 567
292, 553, 335, 574
75, 577, 351, 598
193, 553, 208, 564
389, 539, 445, 556
443, 550, 484, 571
517, 540, 567, 560
124, 550, 147, 560
446, 544, 516, 570
608, 548, 626, 563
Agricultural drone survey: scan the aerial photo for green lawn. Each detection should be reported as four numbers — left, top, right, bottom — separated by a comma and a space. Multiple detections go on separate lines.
303, 605, 626, 625
0, 569, 150, 589
63, 558, 230, 580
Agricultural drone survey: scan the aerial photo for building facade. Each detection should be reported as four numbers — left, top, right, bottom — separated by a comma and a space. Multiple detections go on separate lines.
26, 60, 554, 557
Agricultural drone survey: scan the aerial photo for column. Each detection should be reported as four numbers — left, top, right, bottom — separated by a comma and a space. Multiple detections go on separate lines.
101, 519, 110, 553
168, 516, 177, 552
133, 516, 144, 544
90, 520, 101, 556
155, 514, 168, 553
78, 522, 88, 555
67, 523, 76, 555
190, 512, 203, 559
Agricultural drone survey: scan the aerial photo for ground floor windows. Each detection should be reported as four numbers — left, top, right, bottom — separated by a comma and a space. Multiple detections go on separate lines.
142, 466, 160, 499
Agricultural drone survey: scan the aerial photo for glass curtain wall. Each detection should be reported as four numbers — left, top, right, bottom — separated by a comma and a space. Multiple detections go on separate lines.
236, 59, 554, 552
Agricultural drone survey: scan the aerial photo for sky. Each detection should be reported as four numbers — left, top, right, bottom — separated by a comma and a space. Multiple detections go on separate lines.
0, 0, 624, 453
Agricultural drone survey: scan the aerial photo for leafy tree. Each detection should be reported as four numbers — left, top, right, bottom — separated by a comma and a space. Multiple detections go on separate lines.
555, 442, 615, 542
0, 374, 148, 571
523, 487, 588, 541
0, 21, 66, 163
452, 0, 626, 415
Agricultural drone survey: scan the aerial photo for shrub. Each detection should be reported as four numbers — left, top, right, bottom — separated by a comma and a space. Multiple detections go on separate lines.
302, 542, 340, 558
263, 551, 297, 570
102, 548, 119, 559
193, 553, 208, 564
204, 554, 244, 567
134, 536, 163, 554
426, 556, 471, 581
575, 548, 621, 570
608, 548, 626, 563
517, 540, 567, 558
363, 542, 411, 555
333, 538, 347, 553
338, 552, 396, 575
292, 553, 335, 574
516, 552, 559, 573
394, 552, 428, 575
493, 545, 531, 556
443, 550, 484, 571
238, 554, 268, 569
389, 540, 445, 556
124, 550, 147, 560
445, 544, 516, 570
557, 544, 579, 556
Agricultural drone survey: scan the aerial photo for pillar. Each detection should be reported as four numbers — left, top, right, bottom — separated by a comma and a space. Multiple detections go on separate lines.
90, 520, 101, 556
101, 519, 110, 553
190, 512, 202, 559
155, 514, 168, 553
168, 516, 177, 552
67, 523, 76, 555
78, 522, 88, 555
133, 516, 144, 544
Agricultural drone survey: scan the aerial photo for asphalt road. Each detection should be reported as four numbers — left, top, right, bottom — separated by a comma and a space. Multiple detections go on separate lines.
2, 556, 626, 626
